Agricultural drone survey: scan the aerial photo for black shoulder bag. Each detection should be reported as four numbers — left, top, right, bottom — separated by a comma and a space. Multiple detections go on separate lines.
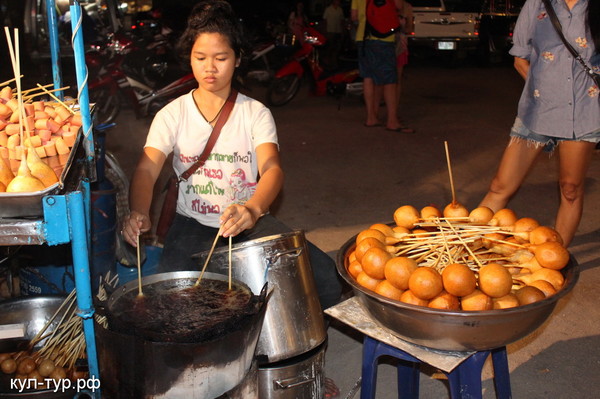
541, 0, 600, 87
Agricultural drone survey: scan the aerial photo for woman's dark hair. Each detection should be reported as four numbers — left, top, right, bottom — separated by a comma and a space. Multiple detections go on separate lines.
589, 0, 600, 52
176, 0, 249, 63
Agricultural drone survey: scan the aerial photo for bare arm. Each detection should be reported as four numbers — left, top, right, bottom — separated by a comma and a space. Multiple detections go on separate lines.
514, 57, 529, 80
122, 147, 166, 245
220, 143, 284, 237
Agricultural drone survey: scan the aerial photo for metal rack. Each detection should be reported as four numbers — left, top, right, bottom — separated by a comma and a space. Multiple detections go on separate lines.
0, 1, 100, 396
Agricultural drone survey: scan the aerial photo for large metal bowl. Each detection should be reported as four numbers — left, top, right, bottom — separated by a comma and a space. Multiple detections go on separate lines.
336, 235, 580, 351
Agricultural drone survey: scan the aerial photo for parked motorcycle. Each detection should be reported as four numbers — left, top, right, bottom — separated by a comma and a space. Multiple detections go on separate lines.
86, 32, 197, 125
266, 27, 362, 107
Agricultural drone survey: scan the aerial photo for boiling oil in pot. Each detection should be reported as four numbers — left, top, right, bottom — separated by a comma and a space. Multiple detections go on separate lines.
110, 278, 257, 342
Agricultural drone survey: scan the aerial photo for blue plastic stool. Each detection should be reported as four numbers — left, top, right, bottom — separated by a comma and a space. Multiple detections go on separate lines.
361, 336, 512, 399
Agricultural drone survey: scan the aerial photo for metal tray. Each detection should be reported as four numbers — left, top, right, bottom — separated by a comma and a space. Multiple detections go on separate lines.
0, 128, 86, 218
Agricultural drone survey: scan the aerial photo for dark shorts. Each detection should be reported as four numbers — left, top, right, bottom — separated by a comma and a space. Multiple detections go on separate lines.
159, 213, 343, 310
358, 39, 397, 85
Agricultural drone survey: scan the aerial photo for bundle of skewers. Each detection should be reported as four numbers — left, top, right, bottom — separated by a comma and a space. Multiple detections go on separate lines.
0, 272, 118, 389
0, 27, 81, 193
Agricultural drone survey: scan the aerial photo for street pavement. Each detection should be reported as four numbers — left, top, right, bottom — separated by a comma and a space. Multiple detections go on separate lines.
105, 58, 600, 398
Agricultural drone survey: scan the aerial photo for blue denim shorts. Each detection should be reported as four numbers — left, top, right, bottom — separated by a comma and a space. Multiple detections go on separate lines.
358, 40, 397, 85
510, 117, 600, 152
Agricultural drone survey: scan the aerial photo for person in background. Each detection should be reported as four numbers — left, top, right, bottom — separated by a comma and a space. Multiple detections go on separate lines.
288, 1, 308, 44
479, 0, 599, 247
121, 0, 342, 311
322, 0, 345, 70
351, 0, 414, 133
395, 0, 413, 109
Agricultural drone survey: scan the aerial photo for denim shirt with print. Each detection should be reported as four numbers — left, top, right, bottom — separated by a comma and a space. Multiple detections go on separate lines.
510, 0, 600, 138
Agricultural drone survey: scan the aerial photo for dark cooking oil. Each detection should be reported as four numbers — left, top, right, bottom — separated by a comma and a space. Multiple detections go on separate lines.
110, 278, 256, 342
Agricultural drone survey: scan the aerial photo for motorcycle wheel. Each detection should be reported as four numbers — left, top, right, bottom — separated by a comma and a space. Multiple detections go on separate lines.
266, 75, 301, 106
89, 87, 121, 125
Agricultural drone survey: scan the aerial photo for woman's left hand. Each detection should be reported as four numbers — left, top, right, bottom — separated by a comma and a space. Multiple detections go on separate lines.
219, 204, 260, 237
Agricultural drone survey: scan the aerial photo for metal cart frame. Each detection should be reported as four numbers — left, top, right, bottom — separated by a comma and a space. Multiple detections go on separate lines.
1, 1, 100, 396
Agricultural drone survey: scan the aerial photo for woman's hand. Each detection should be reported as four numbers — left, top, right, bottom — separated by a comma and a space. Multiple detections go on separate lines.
219, 204, 261, 237
122, 211, 151, 247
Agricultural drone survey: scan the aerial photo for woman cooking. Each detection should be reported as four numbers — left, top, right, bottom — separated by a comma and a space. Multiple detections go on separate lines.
120, 0, 342, 310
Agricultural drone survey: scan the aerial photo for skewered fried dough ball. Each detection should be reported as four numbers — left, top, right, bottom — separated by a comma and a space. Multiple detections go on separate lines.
478, 263, 513, 298
528, 226, 563, 246
468, 206, 494, 224
488, 208, 518, 228
443, 201, 469, 218
420, 205, 442, 221
394, 205, 420, 229
442, 263, 477, 297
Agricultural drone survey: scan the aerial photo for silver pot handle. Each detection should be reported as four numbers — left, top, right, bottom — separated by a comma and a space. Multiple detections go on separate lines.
266, 247, 303, 264
274, 374, 316, 390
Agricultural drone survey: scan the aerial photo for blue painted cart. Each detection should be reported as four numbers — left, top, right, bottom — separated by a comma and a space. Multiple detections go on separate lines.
0, 1, 100, 397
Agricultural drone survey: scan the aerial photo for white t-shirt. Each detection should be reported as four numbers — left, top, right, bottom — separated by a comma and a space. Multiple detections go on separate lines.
145, 91, 278, 227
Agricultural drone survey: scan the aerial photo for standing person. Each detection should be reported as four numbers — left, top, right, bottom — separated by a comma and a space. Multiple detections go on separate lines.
395, 0, 413, 108
479, 0, 600, 247
351, 0, 414, 133
322, 0, 345, 70
121, 0, 342, 311
288, 1, 308, 44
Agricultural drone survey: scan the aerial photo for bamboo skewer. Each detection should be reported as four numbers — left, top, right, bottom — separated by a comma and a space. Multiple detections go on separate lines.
136, 234, 144, 297
444, 140, 457, 204
228, 236, 233, 290
23, 85, 70, 101
35, 293, 78, 350
4, 27, 25, 148
444, 220, 484, 268
21, 82, 52, 94
36, 83, 75, 114
28, 289, 77, 349
195, 226, 223, 286
437, 223, 455, 263
0, 75, 22, 86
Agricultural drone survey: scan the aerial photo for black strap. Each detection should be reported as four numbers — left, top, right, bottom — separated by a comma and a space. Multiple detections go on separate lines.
179, 89, 238, 182
541, 0, 597, 80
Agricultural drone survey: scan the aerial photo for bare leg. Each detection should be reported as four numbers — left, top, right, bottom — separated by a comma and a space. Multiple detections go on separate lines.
374, 84, 383, 111
555, 140, 595, 246
383, 83, 401, 130
479, 138, 543, 212
363, 77, 380, 126
396, 64, 404, 110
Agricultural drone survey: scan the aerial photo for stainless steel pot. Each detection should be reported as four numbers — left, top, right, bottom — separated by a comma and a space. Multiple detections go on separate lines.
96, 271, 267, 399
193, 231, 327, 364
258, 342, 326, 399
0, 296, 77, 398
337, 236, 580, 351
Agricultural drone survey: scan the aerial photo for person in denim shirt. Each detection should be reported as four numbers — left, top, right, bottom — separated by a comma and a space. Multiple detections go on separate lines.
480, 0, 600, 247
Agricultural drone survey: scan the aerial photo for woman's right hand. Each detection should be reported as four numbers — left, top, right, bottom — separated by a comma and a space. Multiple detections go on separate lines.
122, 211, 151, 247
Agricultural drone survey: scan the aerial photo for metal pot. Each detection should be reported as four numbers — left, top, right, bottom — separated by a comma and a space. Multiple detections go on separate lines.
337, 236, 580, 351
96, 271, 267, 398
0, 296, 77, 398
193, 231, 327, 364
258, 342, 326, 399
